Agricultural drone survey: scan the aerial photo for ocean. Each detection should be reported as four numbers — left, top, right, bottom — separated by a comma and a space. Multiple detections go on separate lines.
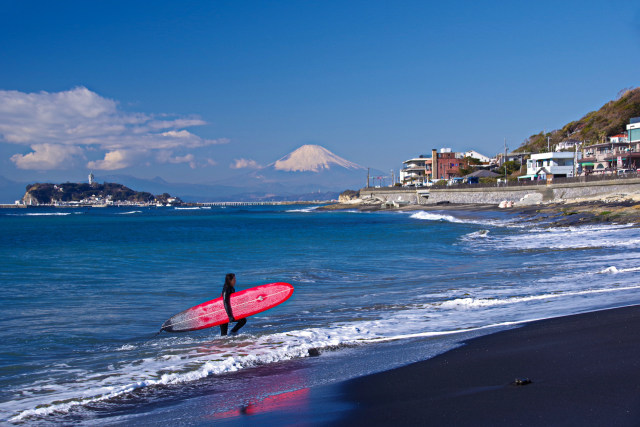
2, 205, 640, 425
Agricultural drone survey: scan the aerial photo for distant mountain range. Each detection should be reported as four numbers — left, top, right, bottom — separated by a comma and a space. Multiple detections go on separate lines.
1, 145, 379, 203
0, 175, 26, 204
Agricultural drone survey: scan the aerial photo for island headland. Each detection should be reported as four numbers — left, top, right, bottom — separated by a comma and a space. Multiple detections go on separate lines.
20, 182, 183, 207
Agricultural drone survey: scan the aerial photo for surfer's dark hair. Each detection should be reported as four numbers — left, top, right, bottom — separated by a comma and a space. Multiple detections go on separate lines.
224, 273, 235, 286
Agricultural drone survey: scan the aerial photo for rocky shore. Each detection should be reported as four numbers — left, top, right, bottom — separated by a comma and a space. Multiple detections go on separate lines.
320, 193, 640, 227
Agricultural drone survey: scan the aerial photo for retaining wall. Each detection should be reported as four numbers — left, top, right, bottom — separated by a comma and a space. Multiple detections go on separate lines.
359, 187, 421, 204
361, 178, 640, 205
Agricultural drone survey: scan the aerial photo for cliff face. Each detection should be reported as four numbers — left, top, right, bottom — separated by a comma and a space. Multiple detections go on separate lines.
22, 182, 168, 205
338, 190, 360, 202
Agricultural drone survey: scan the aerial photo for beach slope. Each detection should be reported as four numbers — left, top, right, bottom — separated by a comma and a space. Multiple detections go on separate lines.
335, 305, 640, 426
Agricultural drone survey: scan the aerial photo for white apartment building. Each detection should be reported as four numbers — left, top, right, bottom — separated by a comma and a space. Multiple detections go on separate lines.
464, 150, 491, 163
521, 152, 578, 180
399, 157, 428, 186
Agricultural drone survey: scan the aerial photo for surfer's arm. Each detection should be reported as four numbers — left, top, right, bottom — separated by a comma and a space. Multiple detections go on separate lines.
222, 287, 236, 322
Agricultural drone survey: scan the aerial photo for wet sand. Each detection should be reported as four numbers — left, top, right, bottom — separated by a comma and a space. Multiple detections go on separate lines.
333, 305, 640, 426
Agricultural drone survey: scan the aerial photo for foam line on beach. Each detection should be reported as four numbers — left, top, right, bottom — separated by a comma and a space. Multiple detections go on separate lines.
409, 211, 514, 227
438, 285, 640, 309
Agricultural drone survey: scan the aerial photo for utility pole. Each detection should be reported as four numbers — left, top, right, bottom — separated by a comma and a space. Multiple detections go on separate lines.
573, 141, 579, 177
504, 138, 508, 185
367, 168, 370, 188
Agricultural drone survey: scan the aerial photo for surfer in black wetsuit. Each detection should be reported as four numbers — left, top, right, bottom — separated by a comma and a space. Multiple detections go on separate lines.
220, 273, 247, 336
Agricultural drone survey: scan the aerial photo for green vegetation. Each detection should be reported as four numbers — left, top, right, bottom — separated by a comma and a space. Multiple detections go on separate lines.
517, 87, 640, 153
479, 177, 498, 184
497, 161, 522, 177
457, 156, 481, 176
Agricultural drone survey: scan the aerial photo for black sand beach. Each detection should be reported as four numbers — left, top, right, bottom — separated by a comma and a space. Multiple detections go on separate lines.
333, 305, 640, 426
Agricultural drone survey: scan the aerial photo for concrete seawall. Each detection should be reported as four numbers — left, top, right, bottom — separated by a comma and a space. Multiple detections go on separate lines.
360, 178, 640, 205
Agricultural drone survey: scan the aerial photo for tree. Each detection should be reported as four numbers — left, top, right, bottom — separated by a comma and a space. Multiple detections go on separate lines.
500, 161, 521, 177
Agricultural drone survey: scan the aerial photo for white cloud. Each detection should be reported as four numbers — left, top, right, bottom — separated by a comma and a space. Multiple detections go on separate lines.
10, 143, 83, 170
87, 149, 143, 171
230, 158, 261, 169
0, 87, 229, 170
156, 151, 197, 169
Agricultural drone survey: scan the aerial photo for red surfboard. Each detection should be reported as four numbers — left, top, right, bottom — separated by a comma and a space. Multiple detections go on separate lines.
161, 282, 294, 332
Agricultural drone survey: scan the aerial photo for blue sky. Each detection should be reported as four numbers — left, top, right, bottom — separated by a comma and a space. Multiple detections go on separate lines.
1, 0, 639, 183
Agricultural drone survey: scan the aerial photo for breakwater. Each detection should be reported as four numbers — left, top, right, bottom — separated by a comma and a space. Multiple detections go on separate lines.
361, 178, 640, 205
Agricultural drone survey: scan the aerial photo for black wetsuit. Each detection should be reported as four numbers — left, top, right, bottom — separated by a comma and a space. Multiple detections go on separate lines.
220, 283, 247, 336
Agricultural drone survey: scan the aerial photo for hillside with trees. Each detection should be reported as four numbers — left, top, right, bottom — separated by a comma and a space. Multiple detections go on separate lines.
517, 87, 640, 153
23, 182, 179, 205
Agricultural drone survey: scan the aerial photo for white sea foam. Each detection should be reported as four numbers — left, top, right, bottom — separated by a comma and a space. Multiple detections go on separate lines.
118, 211, 142, 215
462, 229, 490, 240
410, 211, 467, 223
286, 207, 318, 213
439, 285, 640, 309
174, 207, 201, 210
599, 266, 640, 274
7, 212, 73, 216
409, 211, 511, 227
116, 344, 137, 351
470, 223, 640, 251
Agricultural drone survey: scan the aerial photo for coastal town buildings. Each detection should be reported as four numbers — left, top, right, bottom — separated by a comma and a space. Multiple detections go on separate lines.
574, 120, 640, 174
578, 140, 640, 174
399, 118, 640, 186
400, 148, 470, 186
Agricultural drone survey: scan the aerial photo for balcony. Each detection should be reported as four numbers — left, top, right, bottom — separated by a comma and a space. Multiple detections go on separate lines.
403, 164, 425, 170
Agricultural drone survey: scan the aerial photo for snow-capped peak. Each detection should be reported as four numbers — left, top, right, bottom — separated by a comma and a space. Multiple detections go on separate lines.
272, 145, 364, 172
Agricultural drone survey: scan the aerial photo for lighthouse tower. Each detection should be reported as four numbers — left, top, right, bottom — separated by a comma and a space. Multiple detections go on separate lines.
88, 172, 95, 185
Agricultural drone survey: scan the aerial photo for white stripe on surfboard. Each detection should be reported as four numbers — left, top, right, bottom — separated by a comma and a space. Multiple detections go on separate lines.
166, 288, 291, 329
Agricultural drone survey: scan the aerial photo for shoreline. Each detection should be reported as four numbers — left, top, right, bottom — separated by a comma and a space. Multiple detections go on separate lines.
332, 304, 640, 426
203, 304, 640, 425
320, 196, 640, 226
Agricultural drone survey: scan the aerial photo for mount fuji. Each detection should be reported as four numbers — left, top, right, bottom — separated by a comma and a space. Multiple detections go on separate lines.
271, 144, 364, 172
94, 145, 380, 202
230, 144, 375, 197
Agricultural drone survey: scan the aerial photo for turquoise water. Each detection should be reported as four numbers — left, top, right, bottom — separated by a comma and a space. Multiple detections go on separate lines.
2, 205, 640, 424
